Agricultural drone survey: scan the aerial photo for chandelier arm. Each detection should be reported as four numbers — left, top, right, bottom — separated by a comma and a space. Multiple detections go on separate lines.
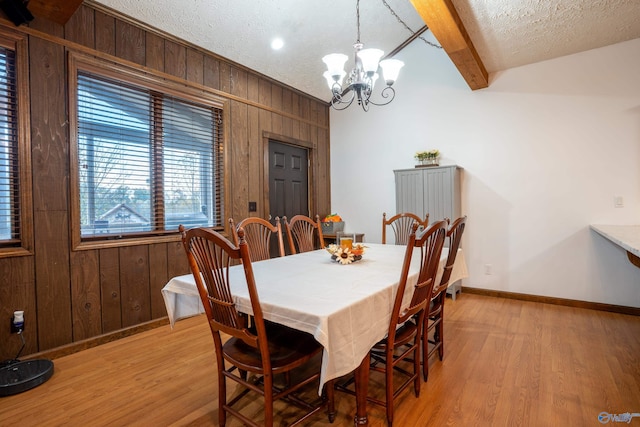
365, 86, 396, 107
330, 90, 357, 111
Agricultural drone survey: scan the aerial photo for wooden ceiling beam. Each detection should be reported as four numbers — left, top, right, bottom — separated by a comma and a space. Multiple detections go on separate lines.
410, 0, 489, 90
28, 0, 84, 25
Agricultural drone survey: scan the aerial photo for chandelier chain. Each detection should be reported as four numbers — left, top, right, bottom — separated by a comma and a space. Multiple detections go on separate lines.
381, 0, 442, 49
356, 0, 361, 44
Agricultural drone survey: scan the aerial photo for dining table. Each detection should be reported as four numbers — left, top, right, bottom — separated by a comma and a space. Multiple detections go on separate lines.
162, 242, 468, 426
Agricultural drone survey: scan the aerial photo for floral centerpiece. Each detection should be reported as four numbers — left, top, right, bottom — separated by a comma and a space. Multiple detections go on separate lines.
326, 243, 367, 265
414, 149, 440, 167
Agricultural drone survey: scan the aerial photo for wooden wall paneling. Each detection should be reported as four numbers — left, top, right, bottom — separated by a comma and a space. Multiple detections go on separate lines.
27, 15, 63, 38
219, 62, 231, 94
70, 250, 101, 340
247, 105, 261, 217
64, 4, 95, 48
291, 92, 301, 139
115, 19, 145, 66
94, 10, 116, 55
299, 97, 310, 142
271, 85, 283, 135
230, 66, 248, 98
33, 212, 72, 350
118, 246, 151, 327
148, 243, 169, 319
258, 78, 272, 139
30, 35, 72, 351
164, 39, 186, 79
166, 241, 189, 279
316, 126, 330, 216
203, 56, 220, 90
230, 100, 249, 222
186, 48, 204, 85
281, 88, 293, 137
99, 247, 122, 332
0, 256, 36, 360
145, 32, 165, 72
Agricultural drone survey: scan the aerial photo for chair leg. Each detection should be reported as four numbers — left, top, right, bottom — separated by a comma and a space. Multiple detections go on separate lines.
413, 342, 421, 397
264, 373, 274, 427
437, 316, 444, 360
386, 349, 394, 426
218, 373, 227, 426
326, 380, 336, 422
422, 319, 429, 382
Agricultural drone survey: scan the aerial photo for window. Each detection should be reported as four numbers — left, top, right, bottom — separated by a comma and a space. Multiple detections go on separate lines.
71, 59, 225, 246
0, 47, 17, 242
0, 34, 31, 257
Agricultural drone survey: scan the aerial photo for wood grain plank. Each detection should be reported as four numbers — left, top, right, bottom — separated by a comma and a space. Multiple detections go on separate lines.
164, 39, 186, 79
119, 246, 151, 327
148, 242, 169, 319
203, 55, 220, 90
230, 100, 249, 222
186, 48, 204, 85
167, 241, 189, 279
34, 211, 72, 350
115, 19, 145, 65
70, 249, 101, 340
99, 247, 122, 332
94, 10, 115, 55
145, 31, 165, 72
30, 34, 72, 351
247, 105, 262, 217
64, 4, 94, 48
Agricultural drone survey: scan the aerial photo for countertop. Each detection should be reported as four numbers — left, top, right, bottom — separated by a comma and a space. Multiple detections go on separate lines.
590, 224, 640, 259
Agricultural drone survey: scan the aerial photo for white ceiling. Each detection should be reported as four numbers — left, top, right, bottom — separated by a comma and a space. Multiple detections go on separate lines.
93, 0, 640, 101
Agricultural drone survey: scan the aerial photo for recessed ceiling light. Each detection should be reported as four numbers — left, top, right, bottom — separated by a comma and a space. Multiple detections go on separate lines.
271, 38, 284, 50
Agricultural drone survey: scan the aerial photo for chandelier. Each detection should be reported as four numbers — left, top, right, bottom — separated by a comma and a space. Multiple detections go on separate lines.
322, 0, 405, 112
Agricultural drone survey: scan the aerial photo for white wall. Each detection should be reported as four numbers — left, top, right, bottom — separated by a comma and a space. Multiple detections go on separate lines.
329, 37, 640, 307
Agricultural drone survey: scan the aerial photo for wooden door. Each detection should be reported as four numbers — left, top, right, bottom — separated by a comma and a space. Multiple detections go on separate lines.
268, 140, 309, 220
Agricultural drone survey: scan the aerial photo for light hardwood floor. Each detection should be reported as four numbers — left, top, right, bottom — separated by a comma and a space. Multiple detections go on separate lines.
1, 293, 639, 426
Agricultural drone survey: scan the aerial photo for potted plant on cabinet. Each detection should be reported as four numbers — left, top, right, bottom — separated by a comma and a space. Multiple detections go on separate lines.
414, 149, 440, 167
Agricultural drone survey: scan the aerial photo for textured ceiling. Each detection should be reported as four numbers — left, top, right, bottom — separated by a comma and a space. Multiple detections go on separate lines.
92, 0, 640, 101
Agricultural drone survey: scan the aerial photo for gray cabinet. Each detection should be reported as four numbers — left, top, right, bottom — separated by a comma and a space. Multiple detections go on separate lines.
394, 165, 461, 223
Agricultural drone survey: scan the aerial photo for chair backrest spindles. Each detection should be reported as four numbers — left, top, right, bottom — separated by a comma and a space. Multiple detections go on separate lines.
283, 215, 325, 254
382, 212, 430, 245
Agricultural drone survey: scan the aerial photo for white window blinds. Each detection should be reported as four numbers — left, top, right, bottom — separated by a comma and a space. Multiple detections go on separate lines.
0, 47, 18, 245
77, 72, 224, 239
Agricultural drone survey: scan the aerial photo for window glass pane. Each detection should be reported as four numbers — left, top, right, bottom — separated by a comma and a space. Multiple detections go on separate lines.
163, 96, 215, 230
0, 48, 17, 242
78, 74, 152, 236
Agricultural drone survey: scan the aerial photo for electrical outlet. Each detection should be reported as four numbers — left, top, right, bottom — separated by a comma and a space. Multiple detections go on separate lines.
484, 264, 493, 275
614, 196, 624, 208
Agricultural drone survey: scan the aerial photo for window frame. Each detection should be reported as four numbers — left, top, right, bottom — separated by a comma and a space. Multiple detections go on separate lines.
68, 52, 229, 250
0, 30, 32, 258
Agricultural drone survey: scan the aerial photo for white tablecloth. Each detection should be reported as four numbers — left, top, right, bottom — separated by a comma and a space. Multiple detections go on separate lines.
161, 243, 468, 392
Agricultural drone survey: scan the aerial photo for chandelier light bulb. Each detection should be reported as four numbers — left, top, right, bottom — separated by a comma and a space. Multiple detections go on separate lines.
379, 58, 404, 85
357, 48, 384, 75
322, 53, 348, 78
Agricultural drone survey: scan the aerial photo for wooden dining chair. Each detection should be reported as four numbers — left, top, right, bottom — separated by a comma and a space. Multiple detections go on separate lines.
283, 214, 325, 254
336, 220, 447, 426
382, 212, 429, 245
423, 215, 467, 382
179, 225, 335, 427
229, 216, 285, 262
